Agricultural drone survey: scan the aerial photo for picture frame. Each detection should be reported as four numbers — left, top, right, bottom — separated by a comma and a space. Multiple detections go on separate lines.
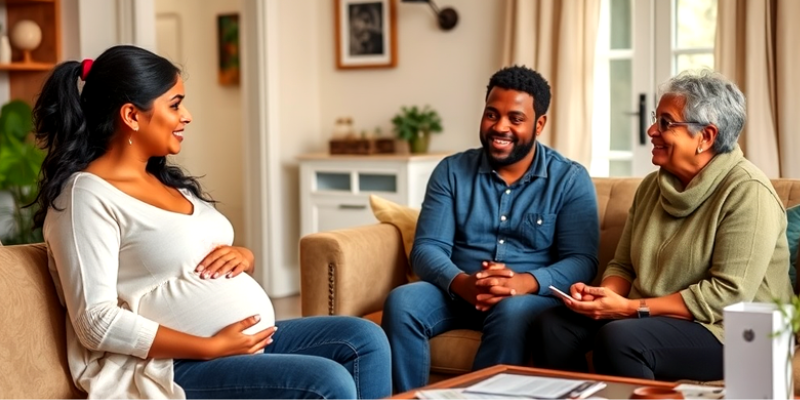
334, 0, 397, 69
217, 13, 240, 85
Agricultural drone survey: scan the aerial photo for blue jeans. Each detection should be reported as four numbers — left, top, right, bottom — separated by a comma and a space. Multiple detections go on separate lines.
382, 281, 560, 392
173, 316, 391, 399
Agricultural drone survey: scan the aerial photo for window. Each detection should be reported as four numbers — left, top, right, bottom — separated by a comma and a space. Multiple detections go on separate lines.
591, 0, 717, 177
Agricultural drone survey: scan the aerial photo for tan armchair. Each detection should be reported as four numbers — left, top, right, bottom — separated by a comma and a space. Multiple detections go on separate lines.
300, 178, 800, 385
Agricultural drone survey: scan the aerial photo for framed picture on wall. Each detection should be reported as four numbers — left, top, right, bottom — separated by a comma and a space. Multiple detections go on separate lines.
217, 13, 240, 85
335, 0, 397, 69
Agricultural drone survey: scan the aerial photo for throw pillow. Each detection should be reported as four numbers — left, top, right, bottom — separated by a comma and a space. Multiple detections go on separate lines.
787, 204, 800, 290
369, 194, 420, 282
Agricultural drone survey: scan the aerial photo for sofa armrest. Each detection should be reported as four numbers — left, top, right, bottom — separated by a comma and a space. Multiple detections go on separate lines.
299, 223, 408, 317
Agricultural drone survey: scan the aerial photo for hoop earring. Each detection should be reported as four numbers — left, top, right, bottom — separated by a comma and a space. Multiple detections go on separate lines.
696, 147, 703, 154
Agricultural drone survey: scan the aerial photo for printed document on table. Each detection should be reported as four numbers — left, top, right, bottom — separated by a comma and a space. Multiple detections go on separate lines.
415, 388, 529, 399
463, 373, 591, 399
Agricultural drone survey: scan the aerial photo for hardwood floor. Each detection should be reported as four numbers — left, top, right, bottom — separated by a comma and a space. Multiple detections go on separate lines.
272, 294, 302, 321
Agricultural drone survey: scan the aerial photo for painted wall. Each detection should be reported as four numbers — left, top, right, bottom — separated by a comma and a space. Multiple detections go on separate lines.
317, 0, 506, 154
77, 0, 156, 57
154, 0, 246, 246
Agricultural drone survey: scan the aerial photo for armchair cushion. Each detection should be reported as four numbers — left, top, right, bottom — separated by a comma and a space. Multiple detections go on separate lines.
369, 194, 420, 282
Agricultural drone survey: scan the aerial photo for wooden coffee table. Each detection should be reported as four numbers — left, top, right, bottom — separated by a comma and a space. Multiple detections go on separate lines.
391, 364, 679, 399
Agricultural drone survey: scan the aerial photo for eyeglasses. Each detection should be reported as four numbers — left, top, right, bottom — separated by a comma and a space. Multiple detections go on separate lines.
651, 111, 706, 132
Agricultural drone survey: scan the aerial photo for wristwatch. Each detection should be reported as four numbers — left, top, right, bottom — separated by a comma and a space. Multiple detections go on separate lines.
637, 299, 650, 318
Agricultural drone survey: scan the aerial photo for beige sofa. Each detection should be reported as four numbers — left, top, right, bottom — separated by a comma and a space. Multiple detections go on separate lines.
0, 243, 83, 398
300, 178, 800, 386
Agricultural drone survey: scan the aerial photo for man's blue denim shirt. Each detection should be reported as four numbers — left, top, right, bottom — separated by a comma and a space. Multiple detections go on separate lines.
410, 142, 600, 297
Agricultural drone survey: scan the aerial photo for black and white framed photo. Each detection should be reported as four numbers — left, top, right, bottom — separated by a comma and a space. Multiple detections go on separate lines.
335, 0, 397, 69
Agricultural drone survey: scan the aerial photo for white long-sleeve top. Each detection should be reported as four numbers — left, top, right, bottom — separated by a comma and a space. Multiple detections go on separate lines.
44, 172, 275, 399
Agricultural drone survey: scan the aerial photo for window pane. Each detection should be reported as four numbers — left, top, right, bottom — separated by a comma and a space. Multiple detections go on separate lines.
676, 53, 714, 73
610, 0, 631, 49
676, 0, 717, 49
610, 59, 632, 151
609, 160, 633, 177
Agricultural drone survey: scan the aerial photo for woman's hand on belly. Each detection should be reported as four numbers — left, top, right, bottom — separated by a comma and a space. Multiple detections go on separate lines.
196, 245, 255, 279
208, 315, 276, 358
148, 314, 276, 360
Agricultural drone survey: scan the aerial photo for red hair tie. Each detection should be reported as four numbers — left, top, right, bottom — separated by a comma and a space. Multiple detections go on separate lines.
80, 59, 93, 81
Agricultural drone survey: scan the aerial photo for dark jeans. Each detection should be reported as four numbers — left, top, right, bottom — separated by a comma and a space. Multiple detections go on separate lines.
531, 306, 723, 381
382, 281, 561, 392
173, 316, 391, 399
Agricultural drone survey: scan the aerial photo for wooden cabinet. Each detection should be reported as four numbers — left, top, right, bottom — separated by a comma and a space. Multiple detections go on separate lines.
2, 0, 61, 104
298, 152, 447, 237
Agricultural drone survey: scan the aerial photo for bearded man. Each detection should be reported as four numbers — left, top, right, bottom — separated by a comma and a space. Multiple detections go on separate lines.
381, 65, 600, 393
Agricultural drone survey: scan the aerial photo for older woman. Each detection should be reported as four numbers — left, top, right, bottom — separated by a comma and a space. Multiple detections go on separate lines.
530, 71, 793, 381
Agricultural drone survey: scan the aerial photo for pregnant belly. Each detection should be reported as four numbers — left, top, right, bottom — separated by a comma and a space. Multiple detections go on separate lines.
137, 273, 275, 337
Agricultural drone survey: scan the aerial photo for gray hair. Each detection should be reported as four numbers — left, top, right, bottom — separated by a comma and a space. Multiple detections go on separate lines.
658, 70, 746, 154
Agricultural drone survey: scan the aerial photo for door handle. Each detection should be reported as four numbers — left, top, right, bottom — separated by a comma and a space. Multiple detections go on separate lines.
338, 204, 367, 210
637, 93, 647, 145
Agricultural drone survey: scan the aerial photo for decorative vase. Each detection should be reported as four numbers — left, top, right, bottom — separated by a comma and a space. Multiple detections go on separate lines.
0, 34, 11, 64
10, 20, 42, 63
724, 302, 794, 399
409, 131, 430, 154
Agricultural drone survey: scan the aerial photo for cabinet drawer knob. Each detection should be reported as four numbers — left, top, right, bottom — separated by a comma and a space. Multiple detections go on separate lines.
338, 204, 367, 210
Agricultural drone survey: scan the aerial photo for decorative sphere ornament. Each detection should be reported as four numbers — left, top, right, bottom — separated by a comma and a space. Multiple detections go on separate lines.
11, 20, 42, 63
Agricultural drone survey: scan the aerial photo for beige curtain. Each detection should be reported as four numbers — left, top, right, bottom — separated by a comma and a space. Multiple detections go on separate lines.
715, 0, 800, 178
501, 0, 601, 168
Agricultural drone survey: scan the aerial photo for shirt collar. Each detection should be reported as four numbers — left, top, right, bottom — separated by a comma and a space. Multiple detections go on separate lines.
478, 141, 549, 183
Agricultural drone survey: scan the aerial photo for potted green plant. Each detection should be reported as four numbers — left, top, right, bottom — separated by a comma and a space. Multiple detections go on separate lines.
0, 99, 44, 244
391, 105, 443, 154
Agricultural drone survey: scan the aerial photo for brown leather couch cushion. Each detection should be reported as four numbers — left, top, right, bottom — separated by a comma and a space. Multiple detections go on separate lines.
0, 244, 83, 398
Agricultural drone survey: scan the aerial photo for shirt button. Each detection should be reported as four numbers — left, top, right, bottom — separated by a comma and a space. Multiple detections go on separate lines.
537, 219, 543, 225
505, 189, 511, 195
500, 215, 507, 222
499, 239, 505, 244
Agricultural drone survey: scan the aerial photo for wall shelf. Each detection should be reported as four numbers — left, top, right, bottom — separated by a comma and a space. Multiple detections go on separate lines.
0, 62, 54, 71
3, 0, 61, 104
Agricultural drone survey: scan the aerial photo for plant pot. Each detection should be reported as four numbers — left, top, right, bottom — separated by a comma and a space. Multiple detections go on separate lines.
409, 132, 431, 154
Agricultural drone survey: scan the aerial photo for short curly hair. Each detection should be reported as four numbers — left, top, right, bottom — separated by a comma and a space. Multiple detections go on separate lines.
486, 65, 551, 119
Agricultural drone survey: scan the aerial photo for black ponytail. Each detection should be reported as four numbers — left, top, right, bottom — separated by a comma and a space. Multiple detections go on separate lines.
32, 45, 213, 228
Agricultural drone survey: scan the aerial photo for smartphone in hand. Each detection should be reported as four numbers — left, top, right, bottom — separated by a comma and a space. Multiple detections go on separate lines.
548, 285, 573, 301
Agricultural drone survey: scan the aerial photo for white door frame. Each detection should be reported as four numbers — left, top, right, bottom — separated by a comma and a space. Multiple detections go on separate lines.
240, 0, 288, 296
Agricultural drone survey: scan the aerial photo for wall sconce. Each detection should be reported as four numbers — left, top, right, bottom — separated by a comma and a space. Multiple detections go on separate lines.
402, 0, 458, 31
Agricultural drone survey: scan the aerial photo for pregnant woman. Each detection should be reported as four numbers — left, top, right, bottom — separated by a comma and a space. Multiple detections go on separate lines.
33, 45, 391, 399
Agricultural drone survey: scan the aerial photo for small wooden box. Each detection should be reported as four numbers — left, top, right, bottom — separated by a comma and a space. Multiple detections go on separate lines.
328, 138, 409, 155
329, 139, 376, 155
